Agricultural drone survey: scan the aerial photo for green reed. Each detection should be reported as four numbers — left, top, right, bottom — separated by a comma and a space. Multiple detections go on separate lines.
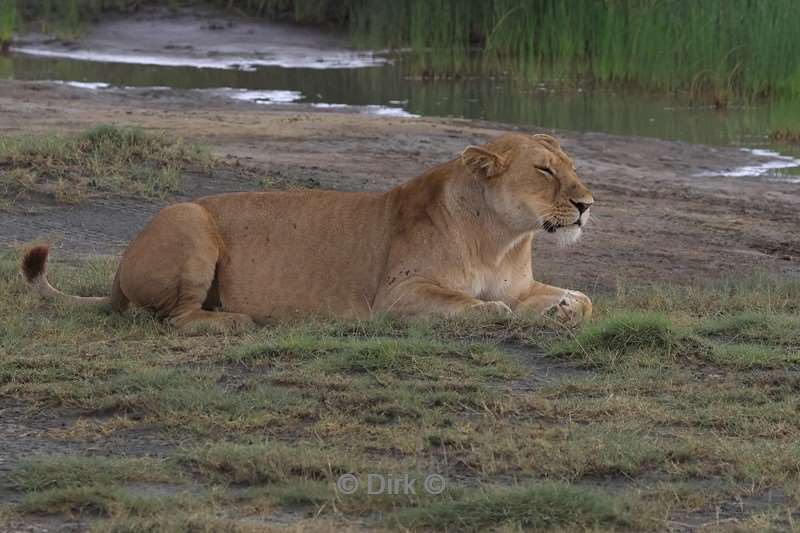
12, 0, 138, 38
0, 0, 16, 51
200, 0, 800, 100
5, 0, 800, 100
201, 0, 351, 24
346, 0, 800, 100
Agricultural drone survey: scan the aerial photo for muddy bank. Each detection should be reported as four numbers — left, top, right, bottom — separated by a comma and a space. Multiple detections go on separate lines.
12, 6, 385, 70
1, 80, 798, 292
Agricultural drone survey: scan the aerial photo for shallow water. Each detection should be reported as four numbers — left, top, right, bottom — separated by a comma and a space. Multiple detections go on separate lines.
2, 52, 799, 181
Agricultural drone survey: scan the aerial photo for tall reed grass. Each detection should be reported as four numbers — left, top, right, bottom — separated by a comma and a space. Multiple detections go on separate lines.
10, 0, 136, 39
204, 0, 351, 25
0, 0, 16, 51
347, 0, 800, 100
183, 0, 800, 100
3, 0, 800, 100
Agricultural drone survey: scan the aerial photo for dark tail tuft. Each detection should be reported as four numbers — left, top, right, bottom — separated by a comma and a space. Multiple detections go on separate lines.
21, 244, 49, 283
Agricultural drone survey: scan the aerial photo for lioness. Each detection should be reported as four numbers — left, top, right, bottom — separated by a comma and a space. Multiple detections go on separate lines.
22, 133, 594, 333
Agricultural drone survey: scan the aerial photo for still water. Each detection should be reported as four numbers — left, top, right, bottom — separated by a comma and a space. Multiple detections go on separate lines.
2, 52, 799, 181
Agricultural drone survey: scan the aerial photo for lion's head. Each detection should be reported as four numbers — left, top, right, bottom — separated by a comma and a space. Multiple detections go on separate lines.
461, 133, 593, 245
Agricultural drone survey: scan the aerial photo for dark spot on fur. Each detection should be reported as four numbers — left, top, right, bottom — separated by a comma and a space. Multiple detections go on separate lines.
21, 244, 49, 283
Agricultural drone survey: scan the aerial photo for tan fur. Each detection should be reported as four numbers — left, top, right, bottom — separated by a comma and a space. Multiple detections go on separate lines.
21, 133, 594, 333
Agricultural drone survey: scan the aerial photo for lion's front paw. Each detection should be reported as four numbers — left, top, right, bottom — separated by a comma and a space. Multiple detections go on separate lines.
545, 290, 592, 325
468, 300, 514, 317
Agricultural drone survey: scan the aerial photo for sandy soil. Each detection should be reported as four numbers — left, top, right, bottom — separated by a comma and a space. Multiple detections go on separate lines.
1, 80, 798, 294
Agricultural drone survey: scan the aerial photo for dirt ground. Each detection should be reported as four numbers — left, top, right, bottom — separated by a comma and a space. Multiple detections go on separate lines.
1, 80, 797, 293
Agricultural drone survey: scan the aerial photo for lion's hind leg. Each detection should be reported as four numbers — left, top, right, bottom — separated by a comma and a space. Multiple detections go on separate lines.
117, 202, 254, 335
166, 253, 254, 335
171, 309, 254, 335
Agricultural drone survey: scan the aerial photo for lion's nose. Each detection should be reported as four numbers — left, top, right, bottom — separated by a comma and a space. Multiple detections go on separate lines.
571, 200, 593, 214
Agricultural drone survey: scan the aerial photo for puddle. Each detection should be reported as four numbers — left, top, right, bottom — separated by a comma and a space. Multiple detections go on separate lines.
360, 105, 419, 118
13, 44, 387, 70
697, 148, 800, 183
53, 80, 111, 90
211, 88, 303, 104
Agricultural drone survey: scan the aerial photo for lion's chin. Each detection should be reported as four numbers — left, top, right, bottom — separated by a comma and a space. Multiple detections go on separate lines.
555, 225, 582, 247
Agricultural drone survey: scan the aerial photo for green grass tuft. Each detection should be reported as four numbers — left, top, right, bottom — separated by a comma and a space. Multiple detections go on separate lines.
607, 274, 800, 316
19, 486, 206, 517
0, 124, 214, 204
177, 441, 362, 485
388, 482, 641, 531
551, 312, 681, 360
225, 331, 517, 379
697, 312, 800, 345
6, 455, 178, 492
709, 343, 799, 370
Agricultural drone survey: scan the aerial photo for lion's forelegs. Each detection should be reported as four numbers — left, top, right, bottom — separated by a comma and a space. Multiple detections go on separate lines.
377, 281, 512, 317
513, 282, 592, 324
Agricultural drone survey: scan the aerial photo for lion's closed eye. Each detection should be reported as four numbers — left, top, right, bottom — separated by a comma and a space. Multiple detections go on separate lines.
535, 166, 555, 178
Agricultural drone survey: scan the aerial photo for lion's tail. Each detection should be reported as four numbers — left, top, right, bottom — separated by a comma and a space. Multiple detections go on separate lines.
21, 244, 118, 310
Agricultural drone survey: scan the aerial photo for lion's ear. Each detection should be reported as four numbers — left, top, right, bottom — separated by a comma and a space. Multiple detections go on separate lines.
461, 146, 507, 178
532, 134, 561, 151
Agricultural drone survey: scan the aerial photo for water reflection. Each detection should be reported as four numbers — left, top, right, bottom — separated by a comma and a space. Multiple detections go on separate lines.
4, 52, 800, 180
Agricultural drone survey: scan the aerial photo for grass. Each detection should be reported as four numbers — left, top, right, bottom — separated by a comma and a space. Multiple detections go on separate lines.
769, 129, 800, 143
17, 486, 203, 516
1, 246, 800, 530
13, 0, 137, 40
177, 441, 366, 485
0, 0, 15, 51
348, 0, 800, 101
388, 483, 642, 531
710, 343, 799, 369
223, 333, 517, 379
194, 0, 800, 101
0, 125, 214, 204
550, 311, 682, 359
5, 0, 343, 41
549, 308, 799, 370
5, 1, 800, 100
90, 512, 271, 533
6, 455, 179, 492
